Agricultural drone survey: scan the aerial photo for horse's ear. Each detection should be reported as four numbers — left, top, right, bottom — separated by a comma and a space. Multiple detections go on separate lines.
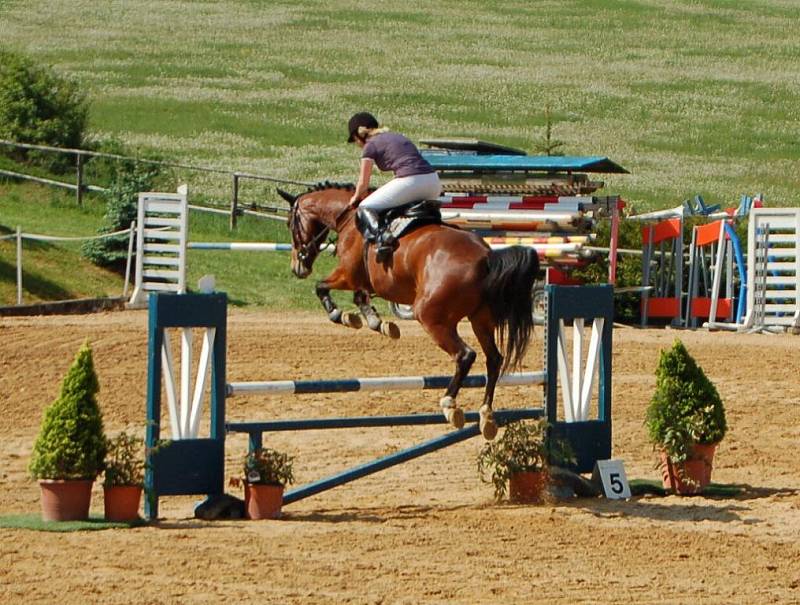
277, 188, 298, 207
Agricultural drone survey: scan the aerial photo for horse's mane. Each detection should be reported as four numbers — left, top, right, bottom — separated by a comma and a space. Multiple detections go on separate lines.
306, 181, 355, 193
303, 181, 376, 195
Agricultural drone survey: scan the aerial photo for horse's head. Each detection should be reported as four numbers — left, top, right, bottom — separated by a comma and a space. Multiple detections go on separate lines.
280, 188, 330, 278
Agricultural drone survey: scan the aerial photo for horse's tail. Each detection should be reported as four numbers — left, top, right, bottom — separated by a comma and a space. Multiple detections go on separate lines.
483, 246, 541, 373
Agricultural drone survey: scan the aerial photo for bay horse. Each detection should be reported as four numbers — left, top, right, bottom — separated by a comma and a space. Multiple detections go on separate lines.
278, 183, 540, 440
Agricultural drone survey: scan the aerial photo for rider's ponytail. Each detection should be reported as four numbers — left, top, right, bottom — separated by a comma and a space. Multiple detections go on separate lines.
357, 125, 390, 139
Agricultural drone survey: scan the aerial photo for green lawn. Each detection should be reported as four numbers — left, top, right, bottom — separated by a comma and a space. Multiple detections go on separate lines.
0, 0, 799, 306
0, 180, 345, 309
0, 0, 797, 213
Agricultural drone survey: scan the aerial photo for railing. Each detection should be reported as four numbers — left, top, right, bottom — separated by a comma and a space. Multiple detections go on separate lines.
0, 222, 136, 306
0, 139, 311, 229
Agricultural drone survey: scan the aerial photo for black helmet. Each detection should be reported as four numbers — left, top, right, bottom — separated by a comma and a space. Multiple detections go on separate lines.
347, 112, 379, 142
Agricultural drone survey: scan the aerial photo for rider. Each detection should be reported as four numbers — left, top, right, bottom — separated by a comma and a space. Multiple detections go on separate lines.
346, 112, 441, 260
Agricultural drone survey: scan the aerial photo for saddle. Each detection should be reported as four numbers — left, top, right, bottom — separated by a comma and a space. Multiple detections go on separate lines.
358, 200, 442, 262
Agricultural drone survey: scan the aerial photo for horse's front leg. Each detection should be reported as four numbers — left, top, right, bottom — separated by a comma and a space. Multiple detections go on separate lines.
353, 291, 400, 339
316, 269, 362, 329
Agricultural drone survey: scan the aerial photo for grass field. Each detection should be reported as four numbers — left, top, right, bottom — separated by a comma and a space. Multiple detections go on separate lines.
1, 0, 798, 211
0, 0, 799, 306
0, 181, 343, 308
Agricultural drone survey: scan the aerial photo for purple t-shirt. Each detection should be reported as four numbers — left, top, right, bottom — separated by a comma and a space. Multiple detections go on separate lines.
362, 132, 434, 178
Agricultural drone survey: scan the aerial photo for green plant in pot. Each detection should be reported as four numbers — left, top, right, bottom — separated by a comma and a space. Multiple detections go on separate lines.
103, 431, 145, 522
477, 419, 575, 503
242, 448, 294, 520
645, 339, 727, 495
29, 342, 107, 521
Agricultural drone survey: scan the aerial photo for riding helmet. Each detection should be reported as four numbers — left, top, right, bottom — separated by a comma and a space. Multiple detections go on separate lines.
347, 112, 379, 142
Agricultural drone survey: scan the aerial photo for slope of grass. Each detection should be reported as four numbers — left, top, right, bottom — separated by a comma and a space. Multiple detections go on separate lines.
0, 180, 345, 310
0, 0, 797, 213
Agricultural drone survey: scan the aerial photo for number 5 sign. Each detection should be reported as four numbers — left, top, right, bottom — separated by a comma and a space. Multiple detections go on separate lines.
592, 459, 631, 499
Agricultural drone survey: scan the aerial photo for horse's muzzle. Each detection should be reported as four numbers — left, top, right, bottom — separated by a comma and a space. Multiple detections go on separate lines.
291, 258, 311, 279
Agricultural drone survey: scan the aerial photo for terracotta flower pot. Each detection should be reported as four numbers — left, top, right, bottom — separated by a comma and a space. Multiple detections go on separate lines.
660, 443, 717, 495
39, 479, 94, 522
508, 470, 547, 503
104, 485, 143, 522
244, 483, 285, 519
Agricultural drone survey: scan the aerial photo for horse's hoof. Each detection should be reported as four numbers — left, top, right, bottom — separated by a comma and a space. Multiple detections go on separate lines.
440, 396, 465, 429
479, 405, 498, 441
341, 312, 363, 329
380, 322, 401, 339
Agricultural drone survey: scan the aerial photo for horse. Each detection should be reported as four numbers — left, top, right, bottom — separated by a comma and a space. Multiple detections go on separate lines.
278, 182, 540, 440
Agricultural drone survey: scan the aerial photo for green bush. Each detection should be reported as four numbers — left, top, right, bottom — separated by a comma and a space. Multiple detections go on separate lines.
243, 448, 294, 487
103, 432, 145, 488
29, 342, 107, 480
81, 160, 161, 269
571, 212, 643, 323
644, 339, 727, 464
476, 420, 575, 501
0, 49, 88, 172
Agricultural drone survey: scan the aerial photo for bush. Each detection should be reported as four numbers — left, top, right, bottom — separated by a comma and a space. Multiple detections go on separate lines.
81, 160, 162, 269
645, 339, 727, 464
476, 420, 575, 501
103, 432, 145, 488
243, 448, 294, 487
571, 211, 643, 323
0, 49, 88, 172
29, 342, 107, 480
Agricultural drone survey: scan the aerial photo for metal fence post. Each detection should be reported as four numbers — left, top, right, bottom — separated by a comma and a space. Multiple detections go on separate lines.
16, 226, 22, 305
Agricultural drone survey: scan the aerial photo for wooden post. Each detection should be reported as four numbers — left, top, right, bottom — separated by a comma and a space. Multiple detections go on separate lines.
76, 153, 83, 206
122, 220, 136, 298
230, 173, 239, 230
16, 226, 22, 305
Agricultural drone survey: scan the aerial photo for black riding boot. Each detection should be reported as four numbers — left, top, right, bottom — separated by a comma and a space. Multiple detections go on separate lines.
358, 207, 381, 243
358, 208, 396, 262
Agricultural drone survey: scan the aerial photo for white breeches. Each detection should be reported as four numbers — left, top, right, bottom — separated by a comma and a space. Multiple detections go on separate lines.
359, 172, 442, 211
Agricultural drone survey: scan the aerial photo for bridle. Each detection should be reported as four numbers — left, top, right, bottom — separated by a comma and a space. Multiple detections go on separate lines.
289, 196, 355, 265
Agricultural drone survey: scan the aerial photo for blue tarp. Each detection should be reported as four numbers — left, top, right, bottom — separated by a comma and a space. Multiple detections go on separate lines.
421, 153, 629, 174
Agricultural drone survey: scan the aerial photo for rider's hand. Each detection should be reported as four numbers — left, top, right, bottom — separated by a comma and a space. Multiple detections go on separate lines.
348, 195, 359, 208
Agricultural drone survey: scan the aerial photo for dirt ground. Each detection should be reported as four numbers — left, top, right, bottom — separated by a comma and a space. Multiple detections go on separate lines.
1, 307, 800, 604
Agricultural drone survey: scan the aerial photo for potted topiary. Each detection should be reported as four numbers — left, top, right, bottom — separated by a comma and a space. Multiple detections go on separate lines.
103, 431, 145, 522
645, 339, 727, 495
477, 419, 575, 503
242, 448, 294, 520
29, 342, 107, 521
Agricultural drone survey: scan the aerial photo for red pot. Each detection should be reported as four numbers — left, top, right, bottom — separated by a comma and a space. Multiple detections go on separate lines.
660, 443, 717, 495
104, 485, 143, 522
244, 483, 284, 519
508, 471, 547, 503
39, 479, 93, 522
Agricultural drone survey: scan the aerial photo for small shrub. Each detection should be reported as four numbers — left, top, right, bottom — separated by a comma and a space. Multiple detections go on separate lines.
103, 432, 145, 488
81, 160, 161, 269
29, 342, 107, 480
243, 448, 294, 487
477, 420, 575, 501
645, 339, 727, 464
0, 49, 88, 172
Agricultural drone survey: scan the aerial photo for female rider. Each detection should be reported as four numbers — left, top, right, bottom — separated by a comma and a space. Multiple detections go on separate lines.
346, 112, 441, 260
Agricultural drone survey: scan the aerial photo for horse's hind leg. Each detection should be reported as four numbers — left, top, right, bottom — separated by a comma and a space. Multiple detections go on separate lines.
316, 277, 362, 329
354, 291, 400, 339
469, 306, 503, 440
417, 314, 476, 430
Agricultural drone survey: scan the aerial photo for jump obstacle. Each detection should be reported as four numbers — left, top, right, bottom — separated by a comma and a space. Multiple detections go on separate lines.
144, 284, 613, 519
